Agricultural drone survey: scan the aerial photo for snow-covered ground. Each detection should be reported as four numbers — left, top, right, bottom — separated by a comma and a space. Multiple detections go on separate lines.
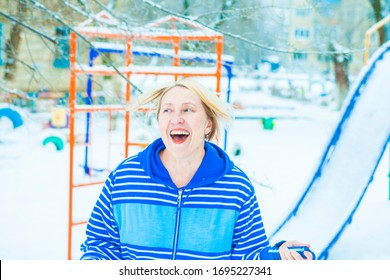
0, 73, 389, 260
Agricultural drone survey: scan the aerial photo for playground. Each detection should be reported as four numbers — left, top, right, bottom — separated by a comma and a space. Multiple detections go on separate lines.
0, 12, 389, 260
0, 77, 389, 260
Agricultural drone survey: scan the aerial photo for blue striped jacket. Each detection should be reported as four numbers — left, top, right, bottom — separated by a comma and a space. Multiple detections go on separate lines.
80, 138, 271, 260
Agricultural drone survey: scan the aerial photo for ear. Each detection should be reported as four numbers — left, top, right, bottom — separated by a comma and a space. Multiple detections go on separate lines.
205, 119, 212, 135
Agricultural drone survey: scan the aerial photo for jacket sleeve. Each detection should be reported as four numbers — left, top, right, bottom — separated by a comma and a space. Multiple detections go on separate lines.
230, 188, 271, 260
80, 172, 122, 260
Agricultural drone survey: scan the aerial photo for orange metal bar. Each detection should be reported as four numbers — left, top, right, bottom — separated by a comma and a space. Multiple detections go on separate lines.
108, 110, 113, 168
137, 107, 156, 112
74, 105, 126, 112
215, 36, 224, 95
73, 66, 129, 75
67, 31, 78, 260
73, 66, 219, 76
132, 35, 220, 41
125, 39, 132, 158
73, 181, 105, 188
104, 141, 150, 147
127, 141, 150, 148
75, 28, 128, 39
364, 14, 390, 65
173, 38, 180, 81
73, 105, 153, 113
72, 221, 88, 226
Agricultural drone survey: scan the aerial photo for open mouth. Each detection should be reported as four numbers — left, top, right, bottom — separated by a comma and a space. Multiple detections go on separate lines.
170, 129, 190, 144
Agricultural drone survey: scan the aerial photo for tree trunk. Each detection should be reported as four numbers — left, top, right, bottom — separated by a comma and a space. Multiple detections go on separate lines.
214, 0, 237, 29
4, 0, 28, 81
183, 0, 190, 16
330, 42, 350, 110
370, 0, 386, 45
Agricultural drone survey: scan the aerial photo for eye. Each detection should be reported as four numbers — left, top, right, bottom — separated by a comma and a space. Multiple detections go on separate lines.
183, 108, 192, 113
162, 108, 172, 113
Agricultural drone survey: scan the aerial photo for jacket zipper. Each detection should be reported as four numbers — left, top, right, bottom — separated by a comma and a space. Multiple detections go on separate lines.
172, 188, 183, 260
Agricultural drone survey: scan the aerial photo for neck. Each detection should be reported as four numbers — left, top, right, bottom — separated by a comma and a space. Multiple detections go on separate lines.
160, 148, 205, 188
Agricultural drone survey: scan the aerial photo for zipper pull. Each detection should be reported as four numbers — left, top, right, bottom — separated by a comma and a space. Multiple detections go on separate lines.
177, 189, 183, 206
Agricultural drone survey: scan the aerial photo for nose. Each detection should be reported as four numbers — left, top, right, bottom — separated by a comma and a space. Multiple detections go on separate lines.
170, 112, 184, 124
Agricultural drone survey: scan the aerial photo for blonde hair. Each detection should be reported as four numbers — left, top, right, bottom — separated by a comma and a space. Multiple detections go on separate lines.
132, 78, 233, 141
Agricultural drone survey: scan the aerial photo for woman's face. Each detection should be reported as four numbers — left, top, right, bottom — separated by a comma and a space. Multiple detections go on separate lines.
158, 86, 212, 159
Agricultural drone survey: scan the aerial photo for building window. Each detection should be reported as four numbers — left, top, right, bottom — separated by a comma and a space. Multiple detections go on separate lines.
317, 54, 332, 62
53, 26, 70, 68
296, 8, 311, 17
293, 52, 308, 60
318, 7, 337, 18
294, 28, 310, 39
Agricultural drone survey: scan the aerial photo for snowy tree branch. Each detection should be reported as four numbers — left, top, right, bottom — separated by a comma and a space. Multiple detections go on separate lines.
0, 10, 56, 43
141, 0, 365, 55
27, 0, 143, 94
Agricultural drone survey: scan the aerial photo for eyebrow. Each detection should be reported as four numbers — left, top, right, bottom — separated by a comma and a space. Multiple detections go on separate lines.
161, 102, 197, 107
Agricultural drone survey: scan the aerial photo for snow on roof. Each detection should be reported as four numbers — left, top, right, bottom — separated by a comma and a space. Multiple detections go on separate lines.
77, 10, 120, 28
91, 41, 234, 63
145, 15, 219, 35
75, 26, 221, 39
75, 13, 222, 39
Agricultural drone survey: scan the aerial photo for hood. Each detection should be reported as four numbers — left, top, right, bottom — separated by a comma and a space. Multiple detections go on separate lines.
138, 138, 234, 189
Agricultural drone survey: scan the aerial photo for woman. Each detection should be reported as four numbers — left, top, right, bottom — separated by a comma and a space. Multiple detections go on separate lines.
80, 78, 314, 260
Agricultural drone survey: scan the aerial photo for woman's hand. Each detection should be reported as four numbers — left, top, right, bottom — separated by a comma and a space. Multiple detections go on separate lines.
278, 240, 314, 260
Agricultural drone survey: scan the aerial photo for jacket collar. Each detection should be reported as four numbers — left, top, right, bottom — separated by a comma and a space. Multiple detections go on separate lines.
138, 138, 233, 189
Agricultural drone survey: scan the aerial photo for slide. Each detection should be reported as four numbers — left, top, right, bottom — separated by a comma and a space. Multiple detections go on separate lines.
269, 42, 390, 259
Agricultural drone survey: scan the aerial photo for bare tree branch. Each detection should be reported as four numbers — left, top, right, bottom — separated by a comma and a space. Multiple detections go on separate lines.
141, 0, 365, 55
27, 0, 143, 94
0, 10, 56, 43
3, 1, 29, 81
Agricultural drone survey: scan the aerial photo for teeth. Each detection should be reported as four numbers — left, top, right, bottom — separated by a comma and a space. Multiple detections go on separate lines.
170, 130, 189, 136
